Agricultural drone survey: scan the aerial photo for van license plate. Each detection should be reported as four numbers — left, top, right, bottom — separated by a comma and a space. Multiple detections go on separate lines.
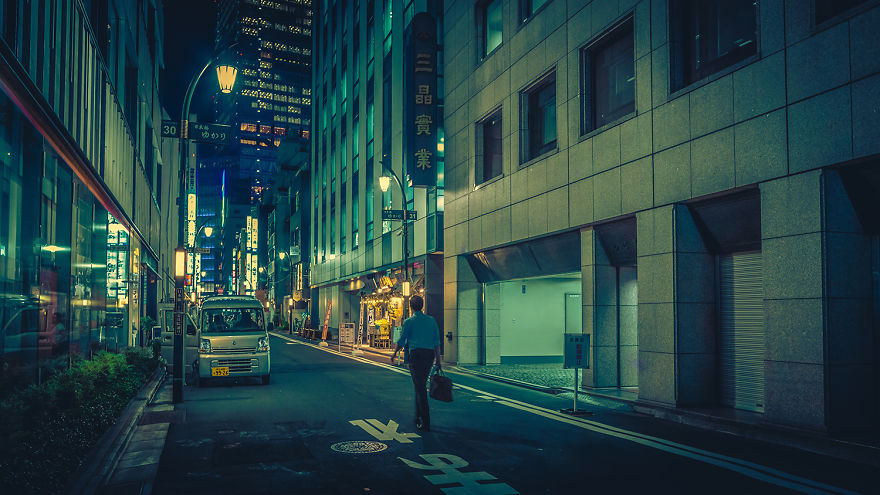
211, 367, 229, 376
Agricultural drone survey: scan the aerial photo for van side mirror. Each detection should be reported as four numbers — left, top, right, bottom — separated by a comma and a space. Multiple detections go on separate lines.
186, 323, 196, 335
267, 322, 274, 332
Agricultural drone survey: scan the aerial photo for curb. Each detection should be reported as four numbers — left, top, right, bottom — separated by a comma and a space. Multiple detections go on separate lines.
450, 365, 566, 395
68, 365, 167, 495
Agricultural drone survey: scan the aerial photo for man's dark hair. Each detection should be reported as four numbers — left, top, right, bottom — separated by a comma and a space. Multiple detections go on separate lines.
409, 295, 424, 311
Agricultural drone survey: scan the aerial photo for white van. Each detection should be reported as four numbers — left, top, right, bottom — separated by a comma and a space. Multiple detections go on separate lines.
195, 295, 271, 386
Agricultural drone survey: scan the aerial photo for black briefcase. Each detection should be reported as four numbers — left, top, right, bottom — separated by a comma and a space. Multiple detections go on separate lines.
429, 368, 453, 402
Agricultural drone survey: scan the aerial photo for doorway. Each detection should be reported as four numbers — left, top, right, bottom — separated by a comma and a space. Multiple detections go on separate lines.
483, 273, 582, 365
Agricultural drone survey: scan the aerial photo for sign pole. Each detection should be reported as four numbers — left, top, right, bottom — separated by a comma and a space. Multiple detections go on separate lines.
562, 333, 589, 415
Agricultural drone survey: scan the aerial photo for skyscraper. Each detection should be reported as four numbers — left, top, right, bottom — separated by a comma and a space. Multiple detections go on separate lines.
214, 0, 313, 295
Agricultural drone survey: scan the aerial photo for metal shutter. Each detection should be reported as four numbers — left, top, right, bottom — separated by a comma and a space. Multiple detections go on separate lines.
719, 252, 765, 413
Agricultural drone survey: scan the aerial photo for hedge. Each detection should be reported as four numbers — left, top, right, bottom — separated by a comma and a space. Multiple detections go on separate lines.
0, 348, 159, 494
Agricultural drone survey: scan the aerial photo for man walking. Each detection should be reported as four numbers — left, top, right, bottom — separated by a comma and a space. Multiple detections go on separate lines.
391, 295, 441, 431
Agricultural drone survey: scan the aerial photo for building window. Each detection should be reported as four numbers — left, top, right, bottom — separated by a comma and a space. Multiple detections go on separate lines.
582, 18, 634, 134
521, 73, 556, 162
477, 111, 503, 185
520, 0, 548, 22
670, 0, 757, 91
480, 0, 502, 59
815, 0, 869, 24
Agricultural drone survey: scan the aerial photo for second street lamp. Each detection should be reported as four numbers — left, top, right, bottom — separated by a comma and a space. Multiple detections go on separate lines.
378, 163, 411, 319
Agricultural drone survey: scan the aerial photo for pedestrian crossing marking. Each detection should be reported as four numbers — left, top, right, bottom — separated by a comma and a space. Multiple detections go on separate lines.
399, 454, 519, 494
349, 419, 420, 444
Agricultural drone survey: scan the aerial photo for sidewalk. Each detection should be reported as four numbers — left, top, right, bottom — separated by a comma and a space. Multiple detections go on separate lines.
98, 380, 178, 495
296, 334, 398, 359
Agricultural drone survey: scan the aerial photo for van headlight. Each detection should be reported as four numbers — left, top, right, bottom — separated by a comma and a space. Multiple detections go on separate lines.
199, 338, 212, 354
257, 337, 270, 352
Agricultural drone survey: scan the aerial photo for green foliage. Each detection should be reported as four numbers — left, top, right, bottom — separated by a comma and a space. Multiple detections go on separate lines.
141, 315, 157, 332
0, 350, 159, 494
149, 337, 163, 360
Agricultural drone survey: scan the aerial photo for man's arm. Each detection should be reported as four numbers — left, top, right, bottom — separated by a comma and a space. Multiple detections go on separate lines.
433, 346, 442, 369
391, 324, 409, 363
433, 317, 442, 368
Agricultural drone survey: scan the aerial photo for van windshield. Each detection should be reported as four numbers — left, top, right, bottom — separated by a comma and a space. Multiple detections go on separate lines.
202, 308, 264, 333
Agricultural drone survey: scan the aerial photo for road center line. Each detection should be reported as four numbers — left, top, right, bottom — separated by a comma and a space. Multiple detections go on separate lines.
269, 333, 854, 494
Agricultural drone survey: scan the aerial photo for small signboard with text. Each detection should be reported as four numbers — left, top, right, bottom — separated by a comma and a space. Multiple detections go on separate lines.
381, 209, 418, 221
340, 323, 356, 345
563, 334, 589, 369
160, 120, 231, 145
189, 122, 232, 145
161, 120, 180, 138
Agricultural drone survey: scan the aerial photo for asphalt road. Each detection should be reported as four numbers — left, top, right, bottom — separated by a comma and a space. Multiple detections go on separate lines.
153, 334, 876, 494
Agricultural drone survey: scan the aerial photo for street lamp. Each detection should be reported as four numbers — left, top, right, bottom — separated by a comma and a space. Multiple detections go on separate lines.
174, 248, 187, 281
379, 175, 391, 193
378, 162, 411, 319
216, 64, 238, 93
174, 43, 239, 404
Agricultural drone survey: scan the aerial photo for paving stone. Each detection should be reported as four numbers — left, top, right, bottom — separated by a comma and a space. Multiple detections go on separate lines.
109, 464, 158, 485
116, 452, 162, 469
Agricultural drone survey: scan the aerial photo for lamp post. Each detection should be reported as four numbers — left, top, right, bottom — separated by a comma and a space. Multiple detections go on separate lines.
378, 164, 410, 319
174, 44, 238, 404
277, 251, 288, 330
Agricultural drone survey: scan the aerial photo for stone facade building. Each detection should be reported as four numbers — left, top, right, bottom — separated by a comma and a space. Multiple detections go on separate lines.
441, 0, 880, 433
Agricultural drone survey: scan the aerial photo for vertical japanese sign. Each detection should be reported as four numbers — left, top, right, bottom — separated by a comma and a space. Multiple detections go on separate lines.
407, 12, 437, 187
187, 168, 197, 249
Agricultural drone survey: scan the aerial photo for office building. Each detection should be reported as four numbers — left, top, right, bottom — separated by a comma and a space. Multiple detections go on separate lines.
0, 0, 173, 390
441, 0, 880, 434
310, 0, 446, 346
215, 0, 313, 297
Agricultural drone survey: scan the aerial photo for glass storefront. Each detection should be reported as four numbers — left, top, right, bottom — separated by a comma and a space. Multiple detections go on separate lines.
0, 90, 129, 396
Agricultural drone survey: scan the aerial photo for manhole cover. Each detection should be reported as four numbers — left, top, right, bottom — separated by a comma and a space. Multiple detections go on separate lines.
330, 441, 388, 453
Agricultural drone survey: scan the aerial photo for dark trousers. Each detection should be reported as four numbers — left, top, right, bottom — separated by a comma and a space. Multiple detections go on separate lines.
408, 348, 435, 427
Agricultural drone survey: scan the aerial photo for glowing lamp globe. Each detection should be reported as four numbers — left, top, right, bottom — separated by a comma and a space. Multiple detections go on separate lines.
379, 175, 391, 192
216, 64, 238, 93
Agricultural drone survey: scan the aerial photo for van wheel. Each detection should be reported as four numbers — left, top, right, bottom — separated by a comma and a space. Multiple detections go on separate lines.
261, 374, 270, 385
